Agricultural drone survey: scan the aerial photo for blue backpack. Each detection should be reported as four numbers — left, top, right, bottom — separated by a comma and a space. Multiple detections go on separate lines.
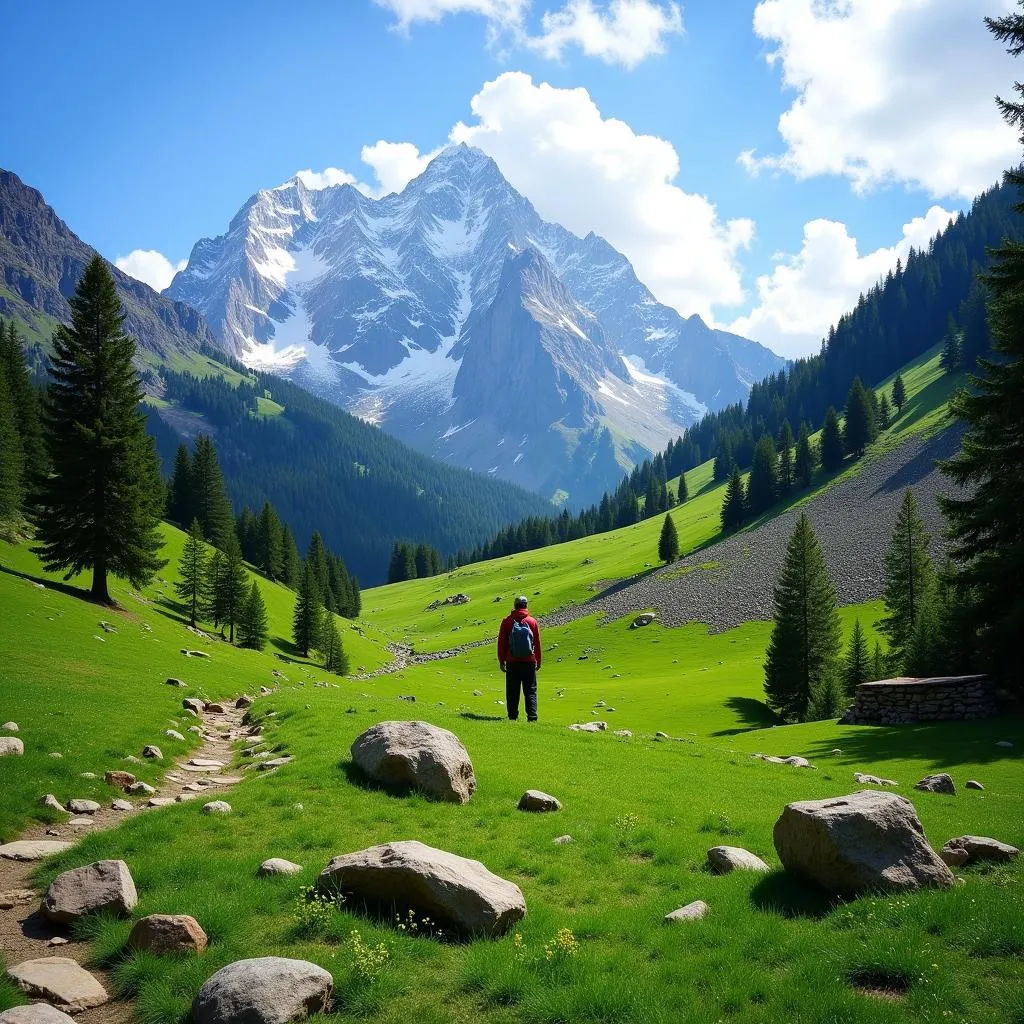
508, 619, 534, 658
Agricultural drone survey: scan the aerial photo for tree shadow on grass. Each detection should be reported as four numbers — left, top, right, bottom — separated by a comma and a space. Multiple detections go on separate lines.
712, 697, 782, 736
458, 712, 505, 722
748, 871, 840, 920
0, 562, 97, 604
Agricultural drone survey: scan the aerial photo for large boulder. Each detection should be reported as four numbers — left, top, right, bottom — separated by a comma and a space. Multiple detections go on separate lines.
192, 958, 332, 1024
6, 958, 108, 1012
128, 914, 207, 955
42, 860, 138, 923
773, 790, 955, 895
317, 840, 525, 937
940, 835, 1019, 867
350, 721, 476, 804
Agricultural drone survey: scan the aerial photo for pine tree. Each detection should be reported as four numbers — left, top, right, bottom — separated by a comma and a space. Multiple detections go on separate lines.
720, 466, 746, 532
806, 674, 847, 722
219, 533, 248, 643
293, 562, 323, 657
881, 489, 935, 672
843, 618, 870, 697
33, 256, 166, 603
877, 393, 892, 430
236, 506, 259, 564
658, 513, 679, 563
713, 438, 734, 482
414, 543, 431, 579
167, 443, 194, 526
204, 548, 226, 629
746, 433, 778, 516
307, 531, 329, 594
940, 314, 962, 373
190, 435, 233, 546
238, 580, 269, 651
794, 422, 815, 489
819, 406, 845, 473
281, 526, 301, 589
843, 377, 876, 458
175, 519, 208, 627
321, 608, 349, 675
892, 373, 906, 413
0, 367, 24, 526
872, 641, 886, 681
0, 318, 44, 496
676, 469, 688, 504
763, 514, 842, 722
777, 420, 794, 496
256, 502, 283, 580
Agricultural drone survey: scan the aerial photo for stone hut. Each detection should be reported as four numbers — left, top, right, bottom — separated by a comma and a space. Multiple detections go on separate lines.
840, 675, 996, 725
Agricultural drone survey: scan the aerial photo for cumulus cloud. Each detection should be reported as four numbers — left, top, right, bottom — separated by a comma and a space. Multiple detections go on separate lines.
294, 167, 358, 190
359, 141, 442, 197
729, 206, 955, 359
373, 0, 528, 35
528, 0, 682, 68
744, 0, 1019, 198
449, 72, 752, 317
114, 249, 187, 292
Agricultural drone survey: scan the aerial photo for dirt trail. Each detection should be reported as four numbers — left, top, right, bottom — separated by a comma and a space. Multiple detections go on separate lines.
0, 700, 250, 1024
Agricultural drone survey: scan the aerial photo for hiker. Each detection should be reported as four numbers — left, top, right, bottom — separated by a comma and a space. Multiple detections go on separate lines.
497, 595, 542, 722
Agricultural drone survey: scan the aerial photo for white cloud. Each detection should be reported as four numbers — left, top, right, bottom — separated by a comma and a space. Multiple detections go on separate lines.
528, 0, 682, 68
359, 141, 441, 196
373, 0, 528, 35
729, 206, 955, 359
744, 0, 1019, 198
449, 71, 752, 317
294, 167, 357, 190
114, 249, 187, 292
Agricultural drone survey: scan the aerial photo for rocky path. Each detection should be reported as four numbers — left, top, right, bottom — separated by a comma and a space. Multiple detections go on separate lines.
0, 701, 250, 1024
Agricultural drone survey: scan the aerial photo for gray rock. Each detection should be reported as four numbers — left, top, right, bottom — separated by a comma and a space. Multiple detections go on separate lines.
203, 801, 232, 814
192, 958, 332, 1024
630, 613, 656, 628
40, 794, 66, 812
940, 835, 1019, 867
665, 900, 708, 922
68, 817, 95, 827
111, 799, 133, 811
66, 799, 100, 815
318, 840, 525, 937
182, 698, 205, 715
258, 757, 293, 771
166, 678, 187, 688
773, 790, 955, 895
0, 1003, 78, 1024
129, 781, 156, 795
0, 840, 74, 861
104, 770, 137, 790
147, 797, 175, 807
612, 729, 633, 738
965, 780, 984, 790
1, 721, 18, 731
6, 958, 108, 1012
235, 695, 254, 708
707, 846, 770, 874
143, 745, 163, 760
552, 835, 573, 845
165, 729, 186, 742
914, 773, 956, 796
854, 772, 899, 787
351, 721, 476, 803
205, 702, 227, 713
569, 721, 607, 732
0, 737, 24, 756
258, 858, 303, 877
128, 914, 208, 955
518, 790, 561, 812
42, 860, 138, 923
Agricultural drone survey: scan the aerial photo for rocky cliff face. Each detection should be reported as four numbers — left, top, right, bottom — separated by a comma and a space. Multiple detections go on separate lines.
0, 169, 222, 363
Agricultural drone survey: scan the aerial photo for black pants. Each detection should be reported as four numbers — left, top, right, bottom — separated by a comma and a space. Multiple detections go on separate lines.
505, 663, 538, 721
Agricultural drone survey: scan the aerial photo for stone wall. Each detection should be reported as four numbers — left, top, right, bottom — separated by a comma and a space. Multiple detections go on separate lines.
840, 675, 997, 725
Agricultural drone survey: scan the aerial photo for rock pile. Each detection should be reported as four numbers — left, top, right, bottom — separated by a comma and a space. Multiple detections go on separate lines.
840, 675, 997, 725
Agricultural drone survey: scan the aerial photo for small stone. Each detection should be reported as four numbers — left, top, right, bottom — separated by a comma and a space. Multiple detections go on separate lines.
203, 800, 232, 814
552, 835, 573, 845
518, 790, 561, 812
2, 721, 18, 731
569, 721, 607, 732
0, 841, 74, 861
165, 729, 186, 742
188, 725, 203, 735
49, 752, 62, 759
188, 758, 224, 768
257, 858, 303, 877
235, 695, 254, 708
40, 794, 66, 812
128, 781, 156, 795
965, 780, 984, 790
259, 757, 293, 770
0, 737, 25, 756
79, 771, 97, 778
831, 749, 843, 755
995, 740, 1013, 748
48, 937, 69, 947
143, 745, 163, 759
104, 770, 136, 791
128, 914, 208, 955
6, 958, 108, 1012
166, 678, 187, 688
706, 846, 770, 874
205, 703, 227, 714
67, 799, 100, 814
182, 698, 205, 715
147, 797, 175, 807
940, 835, 1019, 866
613, 729, 633, 738
68, 818, 95, 827
111, 799, 133, 811
914, 773, 956, 796
665, 900, 708, 923
0, 1004, 79, 1024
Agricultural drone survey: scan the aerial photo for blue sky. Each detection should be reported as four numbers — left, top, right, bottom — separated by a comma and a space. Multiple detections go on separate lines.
3, 0, 1018, 357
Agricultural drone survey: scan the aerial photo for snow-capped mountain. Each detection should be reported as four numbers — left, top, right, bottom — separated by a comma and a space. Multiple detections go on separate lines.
168, 144, 783, 501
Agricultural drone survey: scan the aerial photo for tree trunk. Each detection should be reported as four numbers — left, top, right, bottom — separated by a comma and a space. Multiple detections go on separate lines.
91, 561, 111, 604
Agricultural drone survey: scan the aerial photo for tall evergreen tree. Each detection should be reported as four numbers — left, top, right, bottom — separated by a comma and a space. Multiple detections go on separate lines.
190, 435, 233, 546
658, 513, 679, 563
819, 406, 845, 473
0, 367, 24, 526
763, 514, 842, 722
204, 548, 226, 629
892, 373, 907, 413
777, 420, 794, 497
936, 7, 1024, 692
843, 377, 876, 458
877, 393, 892, 430
256, 501, 284, 580
872, 641, 886, 681
0, 318, 44, 495
238, 580, 269, 651
881, 490, 935, 672
676, 468, 688, 504
843, 619, 871, 697
940, 315, 962, 373
281, 526, 301, 589
219, 532, 248, 644
713, 438, 734, 482
321, 608, 349, 675
794, 422, 815, 489
746, 433, 778, 516
236, 507, 259, 565
414, 543, 432, 579
166, 443, 194, 526
33, 256, 165, 603
175, 518, 208, 627
720, 466, 747, 532
293, 562, 323, 657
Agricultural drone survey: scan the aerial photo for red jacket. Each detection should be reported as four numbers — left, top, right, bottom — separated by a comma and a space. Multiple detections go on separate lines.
498, 608, 541, 668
